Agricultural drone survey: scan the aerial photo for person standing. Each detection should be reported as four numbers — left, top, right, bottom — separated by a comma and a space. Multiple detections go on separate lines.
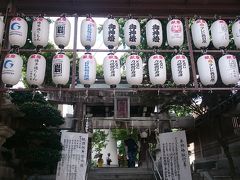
124, 135, 138, 168
97, 154, 104, 167
106, 153, 112, 166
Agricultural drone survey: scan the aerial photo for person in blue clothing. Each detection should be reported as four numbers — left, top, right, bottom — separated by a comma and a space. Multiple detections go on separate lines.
124, 135, 138, 168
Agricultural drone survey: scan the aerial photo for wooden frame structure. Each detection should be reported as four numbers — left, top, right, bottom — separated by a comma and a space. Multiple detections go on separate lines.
0, 0, 240, 94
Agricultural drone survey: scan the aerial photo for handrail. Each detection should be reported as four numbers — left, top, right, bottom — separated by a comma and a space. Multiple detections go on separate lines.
85, 159, 91, 180
147, 150, 163, 180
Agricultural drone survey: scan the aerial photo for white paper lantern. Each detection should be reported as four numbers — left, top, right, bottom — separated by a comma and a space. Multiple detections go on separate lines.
148, 54, 166, 85
32, 17, 49, 48
197, 55, 217, 86
79, 53, 96, 87
103, 54, 121, 87
211, 20, 229, 49
2, 53, 23, 86
0, 18, 5, 45
9, 17, 28, 48
232, 20, 240, 49
146, 19, 163, 48
52, 53, 70, 85
103, 18, 119, 49
218, 54, 239, 85
26, 54, 46, 86
54, 17, 71, 48
126, 54, 143, 85
81, 17, 97, 49
191, 19, 210, 49
171, 54, 190, 85
167, 19, 184, 48
124, 19, 140, 48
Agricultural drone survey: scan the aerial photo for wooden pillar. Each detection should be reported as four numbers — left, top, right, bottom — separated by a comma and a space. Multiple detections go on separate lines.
0, 0, 15, 88
74, 102, 85, 132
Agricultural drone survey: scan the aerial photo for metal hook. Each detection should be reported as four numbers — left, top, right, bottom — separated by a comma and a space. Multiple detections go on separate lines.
220, 48, 227, 55
84, 89, 89, 101
153, 47, 158, 54
109, 48, 114, 54
113, 89, 116, 98
128, 14, 132, 19
32, 88, 36, 100
168, 15, 172, 21
231, 87, 238, 95
201, 48, 207, 55
182, 87, 187, 95
209, 88, 213, 94
59, 48, 65, 54
107, 14, 113, 19
193, 15, 198, 20
131, 48, 136, 55
235, 16, 240, 22
14, 46, 20, 54
148, 14, 153, 21
60, 13, 66, 18
10, 46, 19, 54
38, 13, 45, 18
58, 86, 62, 99
173, 47, 179, 54
35, 46, 42, 54
213, 14, 218, 20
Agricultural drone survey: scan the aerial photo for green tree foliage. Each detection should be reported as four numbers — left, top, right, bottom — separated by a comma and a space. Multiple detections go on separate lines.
96, 64, 104, 78
3, 92, 64, 177
92, 130, 108, 155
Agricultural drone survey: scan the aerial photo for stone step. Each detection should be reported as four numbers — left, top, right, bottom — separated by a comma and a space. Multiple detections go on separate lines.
87, 167, 154, 180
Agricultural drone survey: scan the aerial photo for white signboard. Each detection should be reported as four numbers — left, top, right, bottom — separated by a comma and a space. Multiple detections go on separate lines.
56, 132, 88, 180
158, 131, 192, 180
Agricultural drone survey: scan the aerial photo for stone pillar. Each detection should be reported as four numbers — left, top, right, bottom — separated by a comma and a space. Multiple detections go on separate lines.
101, 129, 118, 166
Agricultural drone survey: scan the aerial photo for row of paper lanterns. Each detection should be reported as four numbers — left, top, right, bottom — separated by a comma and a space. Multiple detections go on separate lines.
1, 16, 240, 49
1, 52, 239, 87
0, 15, 239, 88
